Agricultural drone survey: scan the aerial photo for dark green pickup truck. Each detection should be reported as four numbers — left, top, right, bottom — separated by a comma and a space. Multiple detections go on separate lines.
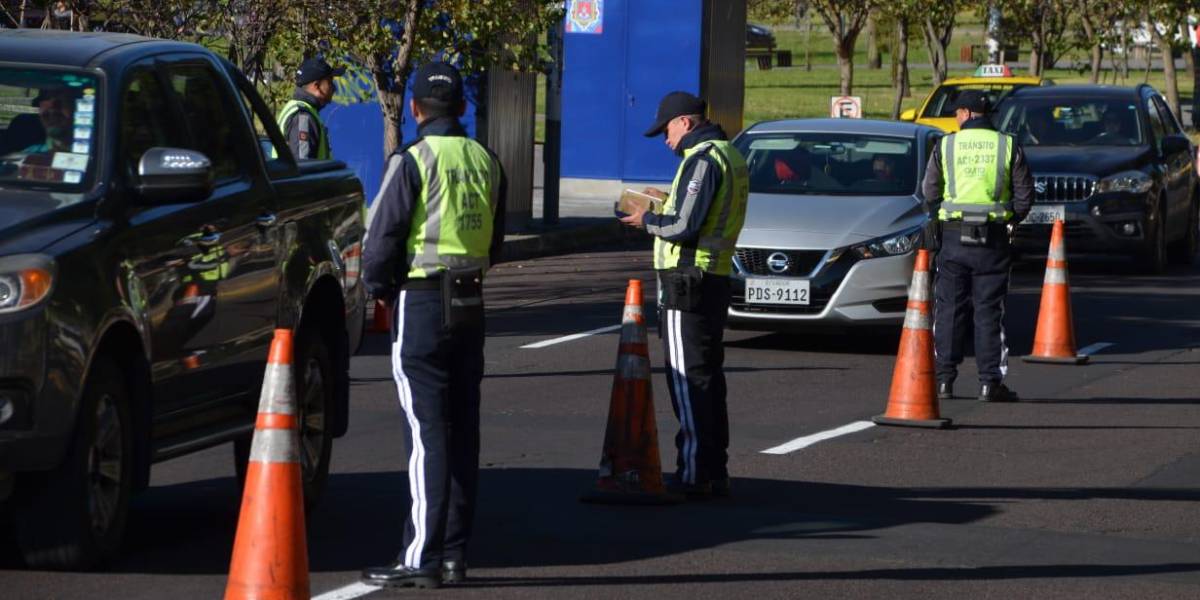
0, 30, 365, 569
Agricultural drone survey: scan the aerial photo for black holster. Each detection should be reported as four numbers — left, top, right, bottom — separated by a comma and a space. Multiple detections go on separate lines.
959, 214, 991, 247
441, 268, 484, 330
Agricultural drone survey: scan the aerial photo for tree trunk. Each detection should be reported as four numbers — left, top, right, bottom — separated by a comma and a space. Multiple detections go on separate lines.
1152, 25, 1181, 121
373, 0, 423, 157
804, 9, 813, 72
836, 39, 855, 95
867, 11, 881, 69
1089, 44, 1103, 84
892, 18, 910, 120
922, 17, 949, 87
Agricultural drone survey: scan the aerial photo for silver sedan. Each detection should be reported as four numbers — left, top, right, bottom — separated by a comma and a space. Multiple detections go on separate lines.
728, 119, 943, 331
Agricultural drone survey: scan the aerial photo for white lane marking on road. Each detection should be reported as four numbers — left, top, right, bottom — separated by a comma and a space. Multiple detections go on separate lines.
761, 421, 876, 455
312, 582, 378, 600
520, 324, 622, 349
1078, 342, 1115, 356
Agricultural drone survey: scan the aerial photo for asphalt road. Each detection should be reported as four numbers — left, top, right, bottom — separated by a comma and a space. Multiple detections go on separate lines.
3, 241, 1200, 599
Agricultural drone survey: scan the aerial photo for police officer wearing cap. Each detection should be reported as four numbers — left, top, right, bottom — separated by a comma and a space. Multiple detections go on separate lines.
360, 61, 505, 589
619, 91, 748, 498
921, 90, 1034, 403
276, 57, 344, 160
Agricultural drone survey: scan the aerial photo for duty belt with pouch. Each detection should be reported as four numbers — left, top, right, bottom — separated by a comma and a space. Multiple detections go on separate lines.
441, 267, 484, 329
959, 213, 991, 247
660, 266, 704, 312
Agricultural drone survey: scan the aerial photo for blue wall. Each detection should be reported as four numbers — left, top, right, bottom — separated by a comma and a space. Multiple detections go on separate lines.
561, 0, 703, 182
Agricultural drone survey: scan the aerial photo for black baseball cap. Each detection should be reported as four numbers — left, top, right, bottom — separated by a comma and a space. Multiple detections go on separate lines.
643, 91, 707, 137
412, 62, 464, 105
295, 57, 345, 86
954, 90, 990, 114
30, 87, 80, 107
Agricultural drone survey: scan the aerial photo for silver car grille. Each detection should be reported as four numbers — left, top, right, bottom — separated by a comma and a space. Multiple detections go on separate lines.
1034, 175, 1096, 203
735, 248, 826, 277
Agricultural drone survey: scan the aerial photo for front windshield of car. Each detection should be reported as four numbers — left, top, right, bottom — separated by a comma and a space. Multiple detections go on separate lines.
995, 98, 1145, 147
0, 68, 99, 193
735, 133, 917, 196
922, 83, 1028, 118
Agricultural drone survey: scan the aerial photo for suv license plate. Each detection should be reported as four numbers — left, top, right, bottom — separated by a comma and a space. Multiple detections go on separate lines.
1023, 204, 1066, 225
745, 278, 810, 305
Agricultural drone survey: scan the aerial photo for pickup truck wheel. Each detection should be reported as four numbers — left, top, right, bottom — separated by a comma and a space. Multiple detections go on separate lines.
1139, 202, 1167, 274
1168, 190, 1198, 265
233, 326, 333, 511
13, 358, 132, 570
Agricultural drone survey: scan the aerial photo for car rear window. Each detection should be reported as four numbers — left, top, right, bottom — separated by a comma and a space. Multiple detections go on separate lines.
994, 99, 1145, 147
735, 133, 917, 196
0, 68, 99, 192
922, 83, 1029, 118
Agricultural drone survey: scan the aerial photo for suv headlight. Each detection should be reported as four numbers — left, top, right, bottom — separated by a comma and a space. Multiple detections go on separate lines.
850, 226, 923, 259
0, 255, 56, 314
1096, 171, 1152, 195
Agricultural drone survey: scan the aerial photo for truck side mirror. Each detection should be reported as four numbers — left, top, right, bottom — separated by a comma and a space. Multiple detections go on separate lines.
900, 109, 917, 122
1160, 134, 1190, 156
135, 147, 213, 204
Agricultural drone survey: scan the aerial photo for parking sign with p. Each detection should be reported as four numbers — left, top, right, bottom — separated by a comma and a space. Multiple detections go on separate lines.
831, 96, 862, 119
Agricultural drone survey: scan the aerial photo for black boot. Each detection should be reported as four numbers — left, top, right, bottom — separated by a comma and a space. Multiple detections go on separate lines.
979, 383, 1019, 403
361, 561, 441, 589
442, 560, 467, 584
937, 381, 954, 400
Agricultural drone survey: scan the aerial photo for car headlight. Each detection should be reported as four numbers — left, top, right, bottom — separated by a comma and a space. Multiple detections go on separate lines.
1096, 171, 1152, 195
850, 226, 923, 259
0, 255, 56, 314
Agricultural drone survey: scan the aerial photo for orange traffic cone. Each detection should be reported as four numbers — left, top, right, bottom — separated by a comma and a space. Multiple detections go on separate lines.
874, 249, 951, 428
581, 279, 682, 505
369, 298, 392, 333
1024, 219, 1087, 365
225, 329, 309, 600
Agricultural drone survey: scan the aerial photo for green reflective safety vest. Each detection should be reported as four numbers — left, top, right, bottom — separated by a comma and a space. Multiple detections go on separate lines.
184, 248, 229, 283
275, 99, 330, 160
654, 140, 749, 276
938, 129, 1015, 222
404, 136, 500, 280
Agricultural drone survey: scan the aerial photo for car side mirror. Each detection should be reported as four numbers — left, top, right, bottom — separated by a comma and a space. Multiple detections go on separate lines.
900, 109, 916, 122
1160, 134, 1190, 156
135, 147, 213, 204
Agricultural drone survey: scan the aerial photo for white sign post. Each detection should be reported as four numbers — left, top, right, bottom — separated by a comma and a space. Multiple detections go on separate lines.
830, 96, 863, 119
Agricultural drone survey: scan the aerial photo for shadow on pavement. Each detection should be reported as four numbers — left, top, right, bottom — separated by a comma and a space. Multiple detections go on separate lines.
1025, 397, 1200, 406
3, 469, 1191, 577
725, 332, 901, 356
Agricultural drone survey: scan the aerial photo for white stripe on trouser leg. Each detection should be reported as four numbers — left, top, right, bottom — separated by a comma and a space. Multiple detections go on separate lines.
668, 310, 697, 484
999, 269, 1011, 379
391, 292, 427, 569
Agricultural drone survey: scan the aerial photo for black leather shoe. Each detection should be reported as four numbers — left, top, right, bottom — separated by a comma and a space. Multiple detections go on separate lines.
361, 562, 441, 588
710, 477, 732, 498
937, 381, 954, 400
441, 560, 467, 584
979, 383, 1019, 403
665, 475, 712, 499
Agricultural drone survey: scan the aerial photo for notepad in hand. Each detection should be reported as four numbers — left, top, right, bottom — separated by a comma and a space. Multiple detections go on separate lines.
614, 188, 664, 218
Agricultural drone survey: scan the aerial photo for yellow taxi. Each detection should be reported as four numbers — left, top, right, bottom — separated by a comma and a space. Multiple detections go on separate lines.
900, 65, 1045, 132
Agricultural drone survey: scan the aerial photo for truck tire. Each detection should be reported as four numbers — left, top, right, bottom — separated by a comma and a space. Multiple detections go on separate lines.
1139, 200, 1167, 274
1168, 189, 1198, 265
13, 357, 133, 570
233, 322, 333, 511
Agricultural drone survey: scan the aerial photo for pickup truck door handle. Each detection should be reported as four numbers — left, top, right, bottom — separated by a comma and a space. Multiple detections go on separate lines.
256, 213, 278, 227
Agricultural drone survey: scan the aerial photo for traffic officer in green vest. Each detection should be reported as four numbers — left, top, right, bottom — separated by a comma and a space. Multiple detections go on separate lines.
360, 61, 506, 589
619, 91, 748, 498
921, 90, 1033, 403
277, 57, 343, 160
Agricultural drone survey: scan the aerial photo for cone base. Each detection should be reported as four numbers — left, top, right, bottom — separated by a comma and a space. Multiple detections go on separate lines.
1023, 354, 1089, 365
872, 414, 951, 429
580, 487, 685, 506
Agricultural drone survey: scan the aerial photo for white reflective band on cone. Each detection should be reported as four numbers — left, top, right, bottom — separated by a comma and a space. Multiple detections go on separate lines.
617, 354, 651, 380
249, 428, 301, 463
257, 363, 297, 415
1044, 267, 1069, 285
904, 308, 932, 330
1049, 242, 1066, 261
621, 320, 647, 345
908, 271, 931, 302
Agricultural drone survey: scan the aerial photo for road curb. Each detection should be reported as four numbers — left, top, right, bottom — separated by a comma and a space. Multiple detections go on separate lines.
499, 219, 649, 263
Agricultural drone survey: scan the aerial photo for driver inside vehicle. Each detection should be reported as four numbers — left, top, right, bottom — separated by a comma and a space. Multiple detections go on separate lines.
1089, 108, 1134, 145
1021, 108, 1056, 145
23, 88, 78, 154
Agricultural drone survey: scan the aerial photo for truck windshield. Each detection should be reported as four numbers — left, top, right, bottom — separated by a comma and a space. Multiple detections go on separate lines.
0, 68, 99, 191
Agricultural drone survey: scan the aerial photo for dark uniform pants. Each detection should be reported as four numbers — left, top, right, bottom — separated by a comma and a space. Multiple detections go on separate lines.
659, 273, 731, 485
934, 227, 1012, 386
390, 288, 484, 570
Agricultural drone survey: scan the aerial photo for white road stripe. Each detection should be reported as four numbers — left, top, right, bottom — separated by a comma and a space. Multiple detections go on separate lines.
520, 324, 622, 349
760, 421, 877, 455
312, 582, 378, 600
1078, 342, 1114, 356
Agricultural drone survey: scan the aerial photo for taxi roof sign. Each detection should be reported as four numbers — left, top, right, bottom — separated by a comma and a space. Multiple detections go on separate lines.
974, 64, 1013, 78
